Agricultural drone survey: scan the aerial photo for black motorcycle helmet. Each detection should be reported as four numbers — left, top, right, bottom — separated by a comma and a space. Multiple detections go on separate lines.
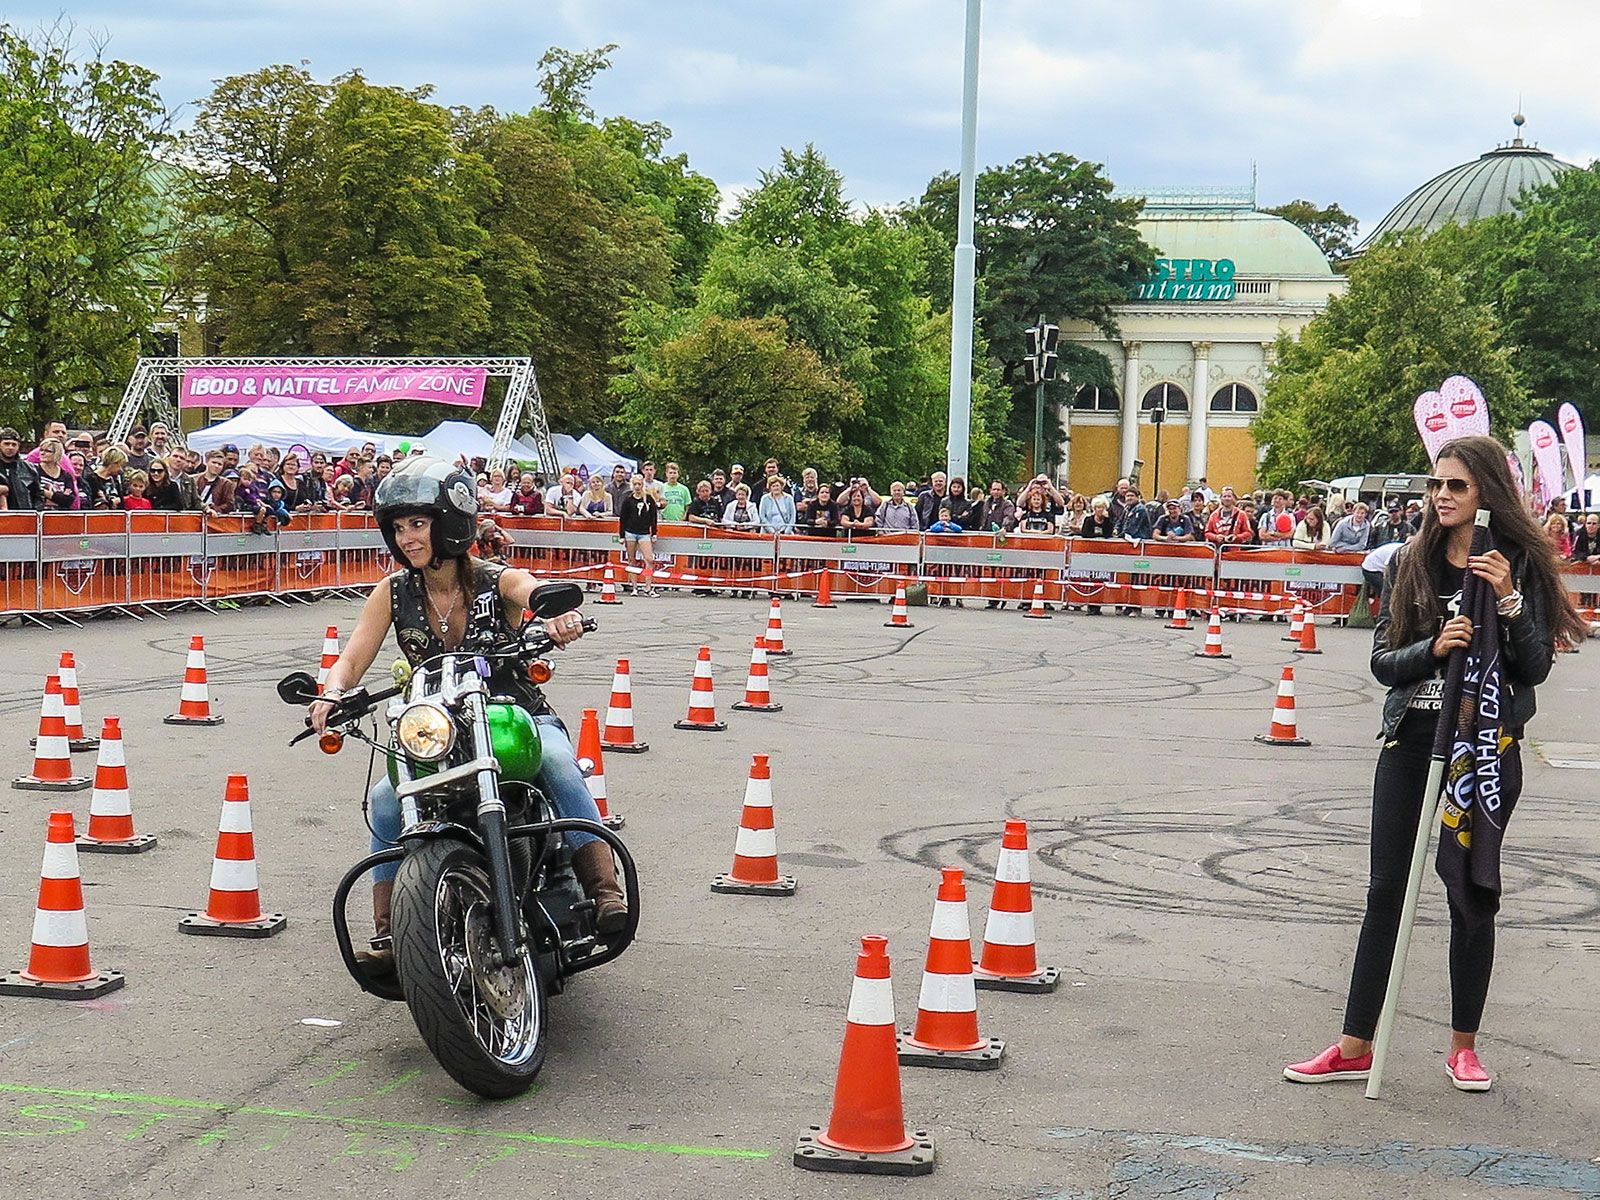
374, 456, 479, 567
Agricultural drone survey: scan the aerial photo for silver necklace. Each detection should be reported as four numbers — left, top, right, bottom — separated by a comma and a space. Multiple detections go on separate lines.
424, 584, 460, 638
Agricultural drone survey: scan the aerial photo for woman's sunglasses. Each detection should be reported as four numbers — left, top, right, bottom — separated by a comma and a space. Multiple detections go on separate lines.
151, 467, 167, 474
1425, 476, 1472, 495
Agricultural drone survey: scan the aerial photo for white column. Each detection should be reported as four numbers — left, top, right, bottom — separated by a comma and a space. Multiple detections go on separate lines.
1187, 342, 1211, 486
1119, 341, 1141, 476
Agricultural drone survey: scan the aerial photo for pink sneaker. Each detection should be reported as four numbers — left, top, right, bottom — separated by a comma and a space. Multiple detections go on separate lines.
1283, 1043, 1372, 1083
1447, 1047, 1492, 1092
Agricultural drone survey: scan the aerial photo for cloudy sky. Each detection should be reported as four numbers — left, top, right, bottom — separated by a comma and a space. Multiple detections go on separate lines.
13, 0, 1600, 233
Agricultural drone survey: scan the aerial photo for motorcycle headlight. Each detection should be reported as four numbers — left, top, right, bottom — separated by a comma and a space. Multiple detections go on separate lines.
396, 702, 455, 762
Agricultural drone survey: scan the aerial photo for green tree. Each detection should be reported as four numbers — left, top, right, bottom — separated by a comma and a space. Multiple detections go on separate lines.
917, 152, 1152, 471
610, 312, 862, 477
1253, 235, 1529, 485
0, 25, 173, 434
1262, 199, 1360, 262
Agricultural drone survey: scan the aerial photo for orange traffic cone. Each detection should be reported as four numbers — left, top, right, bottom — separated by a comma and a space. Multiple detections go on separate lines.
1283, 601, 1305, 643
897, 868, 1005, 1070
597, 566, 622, 604
813, 567, 837, 609
733, 636, 783, 712
14, 675, 91, 792
973, 820, 1061, 993
165, 635, 224, 725
1022, 582, 1051, 619
673, 646, 727, 731
56, 652, 99, 751
1255, 666, 1311, 747
764, 595, 790, 656
600, 658, 649, 753
884, 585, 913, 628
79, 718, 157, 853
1193, 608, 1232, 659
316, 626, 340, 694
179, 775, 286, 937
1166, 588, 1192, 630
576, 708, 624, 830
0, 811, 125, 999
712, 754, 795, 895
794, 936, 936, 1176
1294, 607, 1323, 654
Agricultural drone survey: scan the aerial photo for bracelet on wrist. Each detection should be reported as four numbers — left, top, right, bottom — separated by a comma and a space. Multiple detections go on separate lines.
1496, 589, 1524, 618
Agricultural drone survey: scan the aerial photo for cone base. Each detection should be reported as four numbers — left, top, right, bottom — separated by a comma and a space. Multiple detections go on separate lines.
0, 968, 125, 1000
883, 620, 914, 628
13, 774, 92, 791
1022, 610, 1052, 620
601, 814, 626, 830
600, 740, 649, 754
711, 873, 796, 896
811, 601, 837, 609
732, 700, 784, 712
596, 597, 623, 605
1254, 733, 1312, 747
79, 833, 158, 854
765, 647, 791, 656
972, 963, 1061, 993
164, 714, 225, 726
1192, 651, 1232, 659
897, 1032, 1005, 1070
794, 1128, 935, 1176
1292, 647, 1323, 655
673, 719, 727, 731
29, 737, 101, 752
1165, 621, 1191, 630
1281, 634, 1301, 642
179, 911, 287, 938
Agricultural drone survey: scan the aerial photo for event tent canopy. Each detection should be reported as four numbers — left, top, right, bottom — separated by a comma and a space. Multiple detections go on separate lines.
576, 433, 637, 474
187, 399, 390, 457
414, 420, 543, 466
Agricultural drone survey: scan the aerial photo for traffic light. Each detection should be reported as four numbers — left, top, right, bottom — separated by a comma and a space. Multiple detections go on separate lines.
1023, 321, 1060, 384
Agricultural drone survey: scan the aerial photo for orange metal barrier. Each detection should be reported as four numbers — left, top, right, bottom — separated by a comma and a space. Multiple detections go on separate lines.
40, 512, 129, 613
1215, 546, 1365, 620
0, 512, 42, 616
1063, 539, 1215, 613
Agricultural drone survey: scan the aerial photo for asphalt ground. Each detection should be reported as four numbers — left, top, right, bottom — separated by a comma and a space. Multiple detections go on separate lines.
0, 592, 1597, 1200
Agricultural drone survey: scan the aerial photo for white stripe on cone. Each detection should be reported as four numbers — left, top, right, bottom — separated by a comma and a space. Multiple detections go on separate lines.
209, 857, 260, 892
733, 826, 778, 858
33, 734, 70, 761
927, 898, 970, 941
40, 841, 81, 880
186, 650, 205, 669
180, 682, 209, 702
96, 739, 125, 768
604, 704, 629, 726
995, 847, 1032, 884
90, 789, 131, 817
31, 908, 88, 948
844, 975, 895, 1026
218, 803, 253, 834
917, 970, 979, 1014
980, 907, 1037, 947
587, 767, 608, 805
743, 776, 773, 808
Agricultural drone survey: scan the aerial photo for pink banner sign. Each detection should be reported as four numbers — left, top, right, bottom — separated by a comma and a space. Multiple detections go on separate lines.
180, 366, 487, 409
1439, 375, 1490, 438
1558, 402, 1586, 492
1529, 420, 1563, 506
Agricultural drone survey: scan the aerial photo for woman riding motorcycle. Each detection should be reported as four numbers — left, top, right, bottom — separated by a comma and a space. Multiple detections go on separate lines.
310, 457, 628, 973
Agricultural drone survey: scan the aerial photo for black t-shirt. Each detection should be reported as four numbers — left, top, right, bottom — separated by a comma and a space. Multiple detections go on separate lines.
82, 469, 124, 510
1154, 512, 1198, 538
686, 496, 723, 523
618, 494, 659, 536
1080, 513, 1116, 538
36, 468, 80, 511
1407, 555, 1465, 713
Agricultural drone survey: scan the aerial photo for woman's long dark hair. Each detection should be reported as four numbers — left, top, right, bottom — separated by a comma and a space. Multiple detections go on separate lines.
1388, 435, 1588, 648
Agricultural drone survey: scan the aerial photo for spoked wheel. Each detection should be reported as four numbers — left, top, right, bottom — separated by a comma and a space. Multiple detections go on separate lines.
391, 838, 547, 1098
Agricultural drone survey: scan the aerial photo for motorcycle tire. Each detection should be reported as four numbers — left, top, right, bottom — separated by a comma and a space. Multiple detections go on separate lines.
391, 837, 548, 1099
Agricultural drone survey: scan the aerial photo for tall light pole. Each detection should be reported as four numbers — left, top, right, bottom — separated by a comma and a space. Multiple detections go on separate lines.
945, 0, 981, 484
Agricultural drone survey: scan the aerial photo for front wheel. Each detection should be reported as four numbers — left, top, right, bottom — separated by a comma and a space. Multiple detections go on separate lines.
391, 838, 547, 1098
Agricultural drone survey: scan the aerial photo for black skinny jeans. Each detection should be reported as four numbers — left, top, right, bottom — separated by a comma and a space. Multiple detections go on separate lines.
1342, 710, 1521, 1038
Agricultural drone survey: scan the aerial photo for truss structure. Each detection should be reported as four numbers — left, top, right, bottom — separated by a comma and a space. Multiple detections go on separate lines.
109, 357, 556, 475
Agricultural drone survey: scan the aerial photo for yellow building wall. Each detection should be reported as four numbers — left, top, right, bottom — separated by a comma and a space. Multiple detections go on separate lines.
1067, 424, 1123, 496
1136, 424, 1191, 497
1205, 427, 1259, 492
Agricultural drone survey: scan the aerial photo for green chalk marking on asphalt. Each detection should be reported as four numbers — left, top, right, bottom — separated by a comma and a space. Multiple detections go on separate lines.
0, 1084, 769, 1159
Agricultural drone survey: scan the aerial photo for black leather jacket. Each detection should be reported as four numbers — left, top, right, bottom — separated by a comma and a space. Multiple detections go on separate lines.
1372, 546, 1554, 739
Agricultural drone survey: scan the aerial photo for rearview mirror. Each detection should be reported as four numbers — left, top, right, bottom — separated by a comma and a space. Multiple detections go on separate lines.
527, 581, 584, 622
277, 671, 319, 706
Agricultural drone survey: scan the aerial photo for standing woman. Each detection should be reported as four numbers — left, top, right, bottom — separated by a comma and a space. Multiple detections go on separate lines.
616, 473, 660, 596
1285, 435, 1586, 1092
34, 439, 82, 510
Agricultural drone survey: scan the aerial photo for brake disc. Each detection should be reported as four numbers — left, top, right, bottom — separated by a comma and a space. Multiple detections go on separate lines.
462, 899, 526, 1020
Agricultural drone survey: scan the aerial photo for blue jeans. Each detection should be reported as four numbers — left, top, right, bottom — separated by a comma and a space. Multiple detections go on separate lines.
368, 715, 602, 882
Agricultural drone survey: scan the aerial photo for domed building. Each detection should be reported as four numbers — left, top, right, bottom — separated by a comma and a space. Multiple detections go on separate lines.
1356, 115, 1573, 250
1058, 185, 1347, 496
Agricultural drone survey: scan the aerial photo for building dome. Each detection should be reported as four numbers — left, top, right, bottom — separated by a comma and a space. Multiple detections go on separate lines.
1358, 117, 1573, 250
1138, 207, 1335, 279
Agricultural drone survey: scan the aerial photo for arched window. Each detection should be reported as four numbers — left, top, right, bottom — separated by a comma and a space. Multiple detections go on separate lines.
1070, 384, 1120, 412
1210, 383, 1258, 414
1140, 383, 1189, 413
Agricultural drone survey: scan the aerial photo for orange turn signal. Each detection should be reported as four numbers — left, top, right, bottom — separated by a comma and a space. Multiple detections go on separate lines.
318, 731, 345, 754
527, 660, 553, 684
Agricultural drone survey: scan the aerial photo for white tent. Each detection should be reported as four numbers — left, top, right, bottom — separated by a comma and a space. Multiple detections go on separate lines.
414, 419, 549, 469
188, 400, 390, 457
577, 433, 637, 474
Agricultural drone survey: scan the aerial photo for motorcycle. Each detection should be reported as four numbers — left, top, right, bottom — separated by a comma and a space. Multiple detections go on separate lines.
277, 581, 637, 1099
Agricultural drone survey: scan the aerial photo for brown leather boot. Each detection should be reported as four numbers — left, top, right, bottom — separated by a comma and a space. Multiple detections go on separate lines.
355, 879, 395, 977
573, 841, 628, 936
